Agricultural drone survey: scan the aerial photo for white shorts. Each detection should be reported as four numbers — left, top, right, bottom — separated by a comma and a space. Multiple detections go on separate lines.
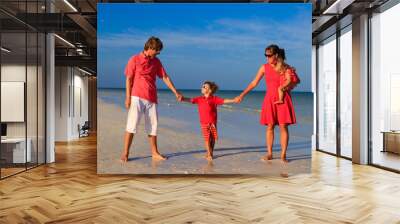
126, 96, 158, 136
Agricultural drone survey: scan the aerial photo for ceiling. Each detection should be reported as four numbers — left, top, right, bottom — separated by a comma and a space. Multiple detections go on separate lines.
0, 0, 393, 76
1, 0, 97, 75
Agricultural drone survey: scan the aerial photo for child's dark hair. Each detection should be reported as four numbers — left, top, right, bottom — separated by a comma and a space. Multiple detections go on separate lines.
203, 81, 219, 94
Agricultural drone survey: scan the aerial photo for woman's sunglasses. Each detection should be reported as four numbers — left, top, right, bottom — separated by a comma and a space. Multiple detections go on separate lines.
264, 53, 274, 58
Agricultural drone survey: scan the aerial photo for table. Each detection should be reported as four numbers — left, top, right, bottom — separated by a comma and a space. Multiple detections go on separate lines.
381, 131, 400, 154
1, 138, 31, 163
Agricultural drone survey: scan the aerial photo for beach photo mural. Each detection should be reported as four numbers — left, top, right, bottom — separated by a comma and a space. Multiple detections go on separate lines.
97, 3, 312, 175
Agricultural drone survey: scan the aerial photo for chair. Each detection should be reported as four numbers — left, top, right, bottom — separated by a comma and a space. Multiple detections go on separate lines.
78, 121, 90, 138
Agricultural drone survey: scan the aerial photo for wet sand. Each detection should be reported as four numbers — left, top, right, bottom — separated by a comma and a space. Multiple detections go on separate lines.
97, 99, 311, 175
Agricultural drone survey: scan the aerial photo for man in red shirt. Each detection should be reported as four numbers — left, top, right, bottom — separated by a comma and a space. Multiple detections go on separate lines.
120, 36, 182, 162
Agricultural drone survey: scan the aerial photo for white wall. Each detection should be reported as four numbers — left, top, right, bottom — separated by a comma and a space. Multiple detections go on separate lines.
72, 72, 89, 138
55, 66, 70, 141
54, 67, 89, 141
1, 63, 46, 164
1, 65, 26, 127
1, 65, 40, 139
1, 82, 25, 122
1, 64, 26, 82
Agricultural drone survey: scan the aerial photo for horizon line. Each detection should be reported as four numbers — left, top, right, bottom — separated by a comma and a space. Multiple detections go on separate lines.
98, 87, 312, 93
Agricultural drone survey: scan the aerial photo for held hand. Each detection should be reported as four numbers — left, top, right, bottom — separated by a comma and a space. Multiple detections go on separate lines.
176, 92, 183, 102
125, 98, 131, 109
234, 96, 243, 104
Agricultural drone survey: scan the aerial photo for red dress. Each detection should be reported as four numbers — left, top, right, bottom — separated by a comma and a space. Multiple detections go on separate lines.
260, 64, 297, 125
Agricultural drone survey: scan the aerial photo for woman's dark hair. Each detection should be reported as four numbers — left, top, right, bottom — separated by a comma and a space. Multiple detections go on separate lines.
278, 48, 286, 60
203, 81, 219, 94
265, 44, 286, 60
144, 36, 163, 51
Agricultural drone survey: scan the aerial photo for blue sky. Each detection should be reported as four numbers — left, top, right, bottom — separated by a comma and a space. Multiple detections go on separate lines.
98, 3, 312, 92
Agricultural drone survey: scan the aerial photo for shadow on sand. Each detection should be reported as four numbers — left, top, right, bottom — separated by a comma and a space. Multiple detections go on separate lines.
126, 141, 311, 162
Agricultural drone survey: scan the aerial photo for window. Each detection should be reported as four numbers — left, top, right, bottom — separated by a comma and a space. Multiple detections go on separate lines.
370, 3, 400, 171
339, 26, 352, 158
0, 1, 46, 179
317, 35, 337, 154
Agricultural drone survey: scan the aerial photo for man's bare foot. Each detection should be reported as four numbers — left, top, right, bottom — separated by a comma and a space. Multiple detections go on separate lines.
152, 153, 167, 161
274, 100, 284, 104
261, 154, 273, 161
120, 154, 128, 163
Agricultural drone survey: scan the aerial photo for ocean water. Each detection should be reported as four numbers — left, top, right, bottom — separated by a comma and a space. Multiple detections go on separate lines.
98, 88, 313, 153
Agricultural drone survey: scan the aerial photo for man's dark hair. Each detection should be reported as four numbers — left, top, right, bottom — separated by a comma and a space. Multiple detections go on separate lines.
144, 36, 163, 51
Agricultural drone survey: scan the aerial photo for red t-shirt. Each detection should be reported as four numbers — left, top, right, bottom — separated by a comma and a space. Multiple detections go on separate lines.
191, 95, 225, 125
124, 52, 167, 103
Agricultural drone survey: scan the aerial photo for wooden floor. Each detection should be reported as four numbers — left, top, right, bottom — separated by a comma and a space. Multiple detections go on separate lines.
1, 167, 26, 178
1, 135, 400, 224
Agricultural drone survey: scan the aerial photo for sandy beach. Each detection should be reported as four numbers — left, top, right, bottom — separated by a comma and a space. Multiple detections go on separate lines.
97, 95, 311, 175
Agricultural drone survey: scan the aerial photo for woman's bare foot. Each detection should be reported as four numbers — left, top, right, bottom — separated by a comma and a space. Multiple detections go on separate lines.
152, 153, 167, 161
261, 153, 273, 161
205, 154, 213, 161
280, 172, 289, 178
280, 153, 288, 163
274, 100, 284, 104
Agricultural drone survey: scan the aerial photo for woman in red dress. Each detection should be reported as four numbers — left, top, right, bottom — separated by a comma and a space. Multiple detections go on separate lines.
236, 44, 297, 163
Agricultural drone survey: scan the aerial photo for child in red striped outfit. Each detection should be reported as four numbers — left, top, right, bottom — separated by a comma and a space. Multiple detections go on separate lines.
181, 81, 238, 161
